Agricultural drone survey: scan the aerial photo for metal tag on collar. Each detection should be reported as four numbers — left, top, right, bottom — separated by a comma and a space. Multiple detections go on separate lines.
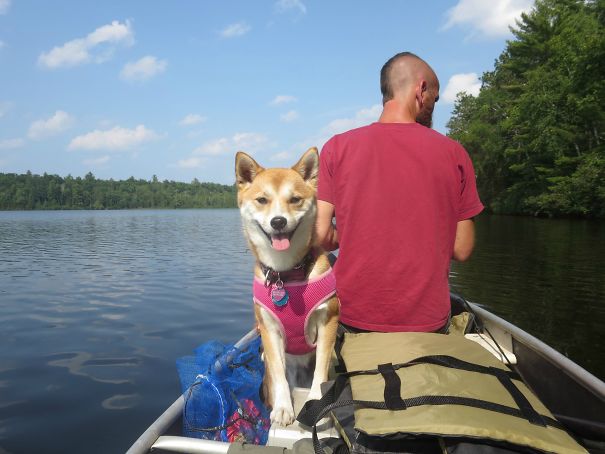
271, 277, 289, 307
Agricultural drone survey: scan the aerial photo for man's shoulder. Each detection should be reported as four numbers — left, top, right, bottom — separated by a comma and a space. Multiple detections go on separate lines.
333, 123, 376, 140
421, 125, 462, 146
322, 123, 375, 153
421, 127, 469, 157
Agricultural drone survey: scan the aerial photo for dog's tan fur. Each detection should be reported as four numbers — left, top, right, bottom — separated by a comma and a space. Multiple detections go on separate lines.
235, 148, 339, 426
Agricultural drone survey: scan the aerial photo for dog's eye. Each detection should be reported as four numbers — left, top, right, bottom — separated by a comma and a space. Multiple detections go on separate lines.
289, 197, 301, 204
256, 197, 268, 205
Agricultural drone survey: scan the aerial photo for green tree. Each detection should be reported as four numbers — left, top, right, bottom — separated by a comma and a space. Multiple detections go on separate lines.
448, 0, 605, 218
0, 172, 237, 210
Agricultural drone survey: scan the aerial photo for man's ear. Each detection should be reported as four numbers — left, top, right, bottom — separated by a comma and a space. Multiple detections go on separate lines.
235, 151, 263, 190
292, 147, 319, 189
416, 80, 427, 108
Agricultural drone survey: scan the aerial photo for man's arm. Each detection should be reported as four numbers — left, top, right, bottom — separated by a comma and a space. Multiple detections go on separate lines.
315, 200, 339, 251
452, 219, 475, 262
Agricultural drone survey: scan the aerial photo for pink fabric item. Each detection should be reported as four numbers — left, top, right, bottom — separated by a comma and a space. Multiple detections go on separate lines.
253, 269, 337, 354
317, 122, 484, 332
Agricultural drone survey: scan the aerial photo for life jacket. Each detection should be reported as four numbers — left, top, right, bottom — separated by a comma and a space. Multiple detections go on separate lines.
298, 331, 587, 454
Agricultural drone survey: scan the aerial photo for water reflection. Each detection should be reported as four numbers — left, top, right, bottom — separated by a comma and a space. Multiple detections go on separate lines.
102, 394, 142, 410
47, 352, 134, 385
450, 214, 605, 379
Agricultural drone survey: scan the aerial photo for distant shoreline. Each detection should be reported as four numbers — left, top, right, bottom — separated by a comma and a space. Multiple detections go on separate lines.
0, 171, 237, 210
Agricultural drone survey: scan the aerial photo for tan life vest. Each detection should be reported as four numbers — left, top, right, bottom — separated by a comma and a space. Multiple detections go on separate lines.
299, 332, 587, 454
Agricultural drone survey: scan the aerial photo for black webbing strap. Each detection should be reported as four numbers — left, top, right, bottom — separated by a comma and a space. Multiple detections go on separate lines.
332, 355, 521, 381
335, 354, 537, 424
398, 355, 522, 381
377, 363, 407, 410
490, 367, 546, 427
298, 375, 349, 427
402, 356, 545, 426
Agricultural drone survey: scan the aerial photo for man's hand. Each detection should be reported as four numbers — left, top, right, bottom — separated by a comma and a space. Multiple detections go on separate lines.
452, 219, 475, 262
315, 200, 339, 251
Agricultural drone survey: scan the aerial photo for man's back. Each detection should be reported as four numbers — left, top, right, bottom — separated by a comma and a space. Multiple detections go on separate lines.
317, 122, 483, 332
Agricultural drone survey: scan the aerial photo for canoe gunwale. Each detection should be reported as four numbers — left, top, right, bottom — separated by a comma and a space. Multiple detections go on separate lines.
469, 302, 605, 398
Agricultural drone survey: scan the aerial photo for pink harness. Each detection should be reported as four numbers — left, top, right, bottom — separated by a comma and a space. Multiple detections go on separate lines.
253, 268, 336, 354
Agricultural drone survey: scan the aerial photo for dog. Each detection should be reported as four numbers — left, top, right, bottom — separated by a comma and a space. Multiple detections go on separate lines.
235, 147, 340, 426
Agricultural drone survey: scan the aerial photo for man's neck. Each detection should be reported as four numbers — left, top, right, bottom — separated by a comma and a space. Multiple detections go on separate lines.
379, 99, 417, 124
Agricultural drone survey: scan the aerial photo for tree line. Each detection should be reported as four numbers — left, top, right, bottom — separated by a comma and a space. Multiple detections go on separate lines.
0, 171, 237, 210
447, 0, 605, 218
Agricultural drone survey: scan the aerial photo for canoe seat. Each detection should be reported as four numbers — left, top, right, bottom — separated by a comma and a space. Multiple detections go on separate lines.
465, 333, 517, 364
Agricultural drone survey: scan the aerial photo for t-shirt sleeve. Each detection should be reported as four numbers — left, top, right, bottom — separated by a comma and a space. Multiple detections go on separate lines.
458, 146, 484, 221
317, 138, 335, 204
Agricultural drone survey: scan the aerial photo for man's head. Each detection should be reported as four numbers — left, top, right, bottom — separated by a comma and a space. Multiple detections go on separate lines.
380, 52, 439, 127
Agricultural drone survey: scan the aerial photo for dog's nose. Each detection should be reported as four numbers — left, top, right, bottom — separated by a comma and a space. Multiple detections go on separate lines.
270, 216, 287, 230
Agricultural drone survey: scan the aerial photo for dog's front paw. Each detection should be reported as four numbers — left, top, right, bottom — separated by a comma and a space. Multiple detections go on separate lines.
270, 403, 295, 427
307, 388, 322, 402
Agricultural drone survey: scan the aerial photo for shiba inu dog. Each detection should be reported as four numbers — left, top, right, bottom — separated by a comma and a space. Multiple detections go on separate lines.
235, 147, 340, 426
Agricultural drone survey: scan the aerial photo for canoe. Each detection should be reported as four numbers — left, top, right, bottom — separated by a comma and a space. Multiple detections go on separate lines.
126, 293, 605, 454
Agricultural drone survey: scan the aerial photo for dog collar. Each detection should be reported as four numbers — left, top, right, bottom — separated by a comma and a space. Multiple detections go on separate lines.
259, 250, 316, 286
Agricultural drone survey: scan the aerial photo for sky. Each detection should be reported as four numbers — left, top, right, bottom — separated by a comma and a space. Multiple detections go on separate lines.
0, 0, 535, 185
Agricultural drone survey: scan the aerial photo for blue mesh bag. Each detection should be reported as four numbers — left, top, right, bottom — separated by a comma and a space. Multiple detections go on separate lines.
176, 335, 270, 444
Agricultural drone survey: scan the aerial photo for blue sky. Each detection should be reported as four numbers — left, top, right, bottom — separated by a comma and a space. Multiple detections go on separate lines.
0, 0, 534, 184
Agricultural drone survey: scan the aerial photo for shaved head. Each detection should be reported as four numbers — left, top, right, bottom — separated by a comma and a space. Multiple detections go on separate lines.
379, 52, 440, 127
380, 52, 438, 104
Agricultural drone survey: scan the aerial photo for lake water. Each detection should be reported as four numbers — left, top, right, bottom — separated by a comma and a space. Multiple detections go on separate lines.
0, 209, 603, 453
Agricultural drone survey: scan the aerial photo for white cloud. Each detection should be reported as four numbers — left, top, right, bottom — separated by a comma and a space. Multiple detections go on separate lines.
28, 111, 74, 140
0, 0, 10, 15
120, 56, 167, 81
83, 155, 110, 166
38, 20, 134, 69
194, 132, 268, 156
0, 101, 12, 118
194, 138, 229, 156
280, 110, 299, 123
0, 40, 5, 49
271, 95, 297, 106
0, 138, 24, 150
220, 22, 251, 38
275, 0, 307, 15
68, 125, 159, 151
444, 0, 533, 38
180, 114, 207, 126
175, 156, 206, 169
323, 104, 382, 137
442, 73, 481, 103
283, 104, 382, 161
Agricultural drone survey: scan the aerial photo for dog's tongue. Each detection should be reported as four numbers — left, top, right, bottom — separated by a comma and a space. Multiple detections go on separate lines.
271, 236, 290, 251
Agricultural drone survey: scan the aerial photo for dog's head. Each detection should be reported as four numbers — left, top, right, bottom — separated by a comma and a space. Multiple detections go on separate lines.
235, 148, 319, 271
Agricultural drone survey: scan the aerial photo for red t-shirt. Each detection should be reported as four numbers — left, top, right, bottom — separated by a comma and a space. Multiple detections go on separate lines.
317, 122, 484, 332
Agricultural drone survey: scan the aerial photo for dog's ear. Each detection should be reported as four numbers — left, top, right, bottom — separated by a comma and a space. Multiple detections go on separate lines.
235, 152, 263, 190
292, 147, 319, 189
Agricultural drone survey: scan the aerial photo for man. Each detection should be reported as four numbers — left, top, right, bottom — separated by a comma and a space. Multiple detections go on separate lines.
315, 52, 483, 333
